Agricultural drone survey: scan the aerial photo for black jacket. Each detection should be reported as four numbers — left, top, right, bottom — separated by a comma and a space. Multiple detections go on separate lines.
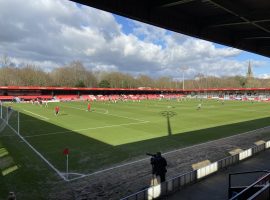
151, 155, 167, 175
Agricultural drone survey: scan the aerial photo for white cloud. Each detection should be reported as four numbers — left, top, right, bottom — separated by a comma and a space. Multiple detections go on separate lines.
132, 21, 168, 45
257, 74, 270, 79
0, 0, 264, 79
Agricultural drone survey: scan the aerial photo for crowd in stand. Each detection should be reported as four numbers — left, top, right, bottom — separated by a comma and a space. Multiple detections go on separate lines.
0, 94, 185, 102
2, 93, 270, 103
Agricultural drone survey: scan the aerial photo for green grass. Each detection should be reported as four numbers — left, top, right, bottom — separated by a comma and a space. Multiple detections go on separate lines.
1, 99, 270, 198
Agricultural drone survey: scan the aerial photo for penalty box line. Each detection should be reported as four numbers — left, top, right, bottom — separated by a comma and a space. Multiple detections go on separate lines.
67, 125, 270, 182
61, 105, 148, 123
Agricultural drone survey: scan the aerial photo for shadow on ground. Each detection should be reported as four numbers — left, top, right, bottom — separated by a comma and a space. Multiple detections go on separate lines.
6, 110, 270, 173
2, 108, 270, 199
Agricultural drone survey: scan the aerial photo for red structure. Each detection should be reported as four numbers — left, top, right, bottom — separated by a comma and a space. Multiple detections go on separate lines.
0, 86, 270, 101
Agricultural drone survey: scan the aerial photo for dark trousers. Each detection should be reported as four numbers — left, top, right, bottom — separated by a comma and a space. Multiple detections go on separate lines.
158, 173, 166, 183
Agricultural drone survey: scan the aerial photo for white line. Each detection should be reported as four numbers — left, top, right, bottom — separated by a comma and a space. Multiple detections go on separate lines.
67, 125, 270, 182
23, 109, 49, 120
62, 105, 148, 122
4, 121, 67, 181
23, 121, 150, 138
62, 172, 85, 176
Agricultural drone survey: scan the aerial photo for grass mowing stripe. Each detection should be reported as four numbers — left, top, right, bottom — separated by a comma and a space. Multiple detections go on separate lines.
0, 135, 15, 138
61, 104, 148, 122
229, 108, 270, 113
23, 121, 150, 138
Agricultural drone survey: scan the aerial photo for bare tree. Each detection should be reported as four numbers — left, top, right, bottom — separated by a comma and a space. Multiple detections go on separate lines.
0, 54, 11, 67
136, 75, 154, 88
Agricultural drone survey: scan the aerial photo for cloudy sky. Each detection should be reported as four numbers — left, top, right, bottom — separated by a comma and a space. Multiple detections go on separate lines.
0, 0, 270, 79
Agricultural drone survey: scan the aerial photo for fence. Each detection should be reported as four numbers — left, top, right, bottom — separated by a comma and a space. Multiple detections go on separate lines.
229, 171, 270, 200
248, 184, 270, 200
121, 142, 270, 200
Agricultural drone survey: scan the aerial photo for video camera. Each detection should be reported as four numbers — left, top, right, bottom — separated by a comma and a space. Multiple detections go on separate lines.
146, 153, 156, 157
146, 153, 157, 165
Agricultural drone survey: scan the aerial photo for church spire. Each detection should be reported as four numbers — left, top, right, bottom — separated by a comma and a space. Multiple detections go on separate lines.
247, 61, 253, 78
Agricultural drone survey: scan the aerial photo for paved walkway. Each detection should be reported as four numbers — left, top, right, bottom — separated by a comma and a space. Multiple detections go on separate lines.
168, 150, 270, 200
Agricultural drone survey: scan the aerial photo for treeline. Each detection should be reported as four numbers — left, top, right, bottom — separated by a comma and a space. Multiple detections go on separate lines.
0, 60, 269, 89
0, 61, 97, 87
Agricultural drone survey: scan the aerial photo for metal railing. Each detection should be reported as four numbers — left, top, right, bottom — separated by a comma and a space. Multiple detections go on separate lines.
228, 170, 270, 199
229, 170, 270, 200
248, 183, 270, 200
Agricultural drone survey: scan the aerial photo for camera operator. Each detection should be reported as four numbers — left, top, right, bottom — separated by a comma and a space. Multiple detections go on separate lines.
150, 152, 167, 183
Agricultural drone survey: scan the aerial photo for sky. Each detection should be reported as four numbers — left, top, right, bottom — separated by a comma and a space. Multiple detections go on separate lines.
0, 0, 270, 80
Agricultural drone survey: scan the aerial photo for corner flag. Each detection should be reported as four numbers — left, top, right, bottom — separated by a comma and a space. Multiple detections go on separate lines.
63, 148, 69, 179
63, 148, 69, 155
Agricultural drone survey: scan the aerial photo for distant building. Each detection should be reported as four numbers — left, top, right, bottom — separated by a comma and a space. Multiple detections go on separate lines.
246, 61, 253, 79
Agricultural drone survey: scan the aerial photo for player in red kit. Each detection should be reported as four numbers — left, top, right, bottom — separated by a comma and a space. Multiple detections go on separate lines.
87, 103, 91, 112
55, 106, 60, 116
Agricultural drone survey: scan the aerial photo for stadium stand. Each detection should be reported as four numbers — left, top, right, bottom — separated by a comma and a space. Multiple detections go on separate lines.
0, 96, 13, 101
80, 95, 93, 100
0, 95, 53, 101
2, 86, 270, 103
1, 86, 270, 102
19, 95, 53, 100
55, 95, 79, 101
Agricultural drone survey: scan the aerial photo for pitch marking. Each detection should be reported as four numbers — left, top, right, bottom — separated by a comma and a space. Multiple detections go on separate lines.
23, 110, 49, 120
23, 121, 150, 138
62, 105, 147, 122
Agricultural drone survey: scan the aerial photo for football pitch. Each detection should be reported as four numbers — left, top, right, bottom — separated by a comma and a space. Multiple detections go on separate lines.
1, 99, 270, 197
2, 99, 270, 177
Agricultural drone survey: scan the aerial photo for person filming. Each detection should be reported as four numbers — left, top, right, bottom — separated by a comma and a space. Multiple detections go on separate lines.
148, 152, 167, 183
